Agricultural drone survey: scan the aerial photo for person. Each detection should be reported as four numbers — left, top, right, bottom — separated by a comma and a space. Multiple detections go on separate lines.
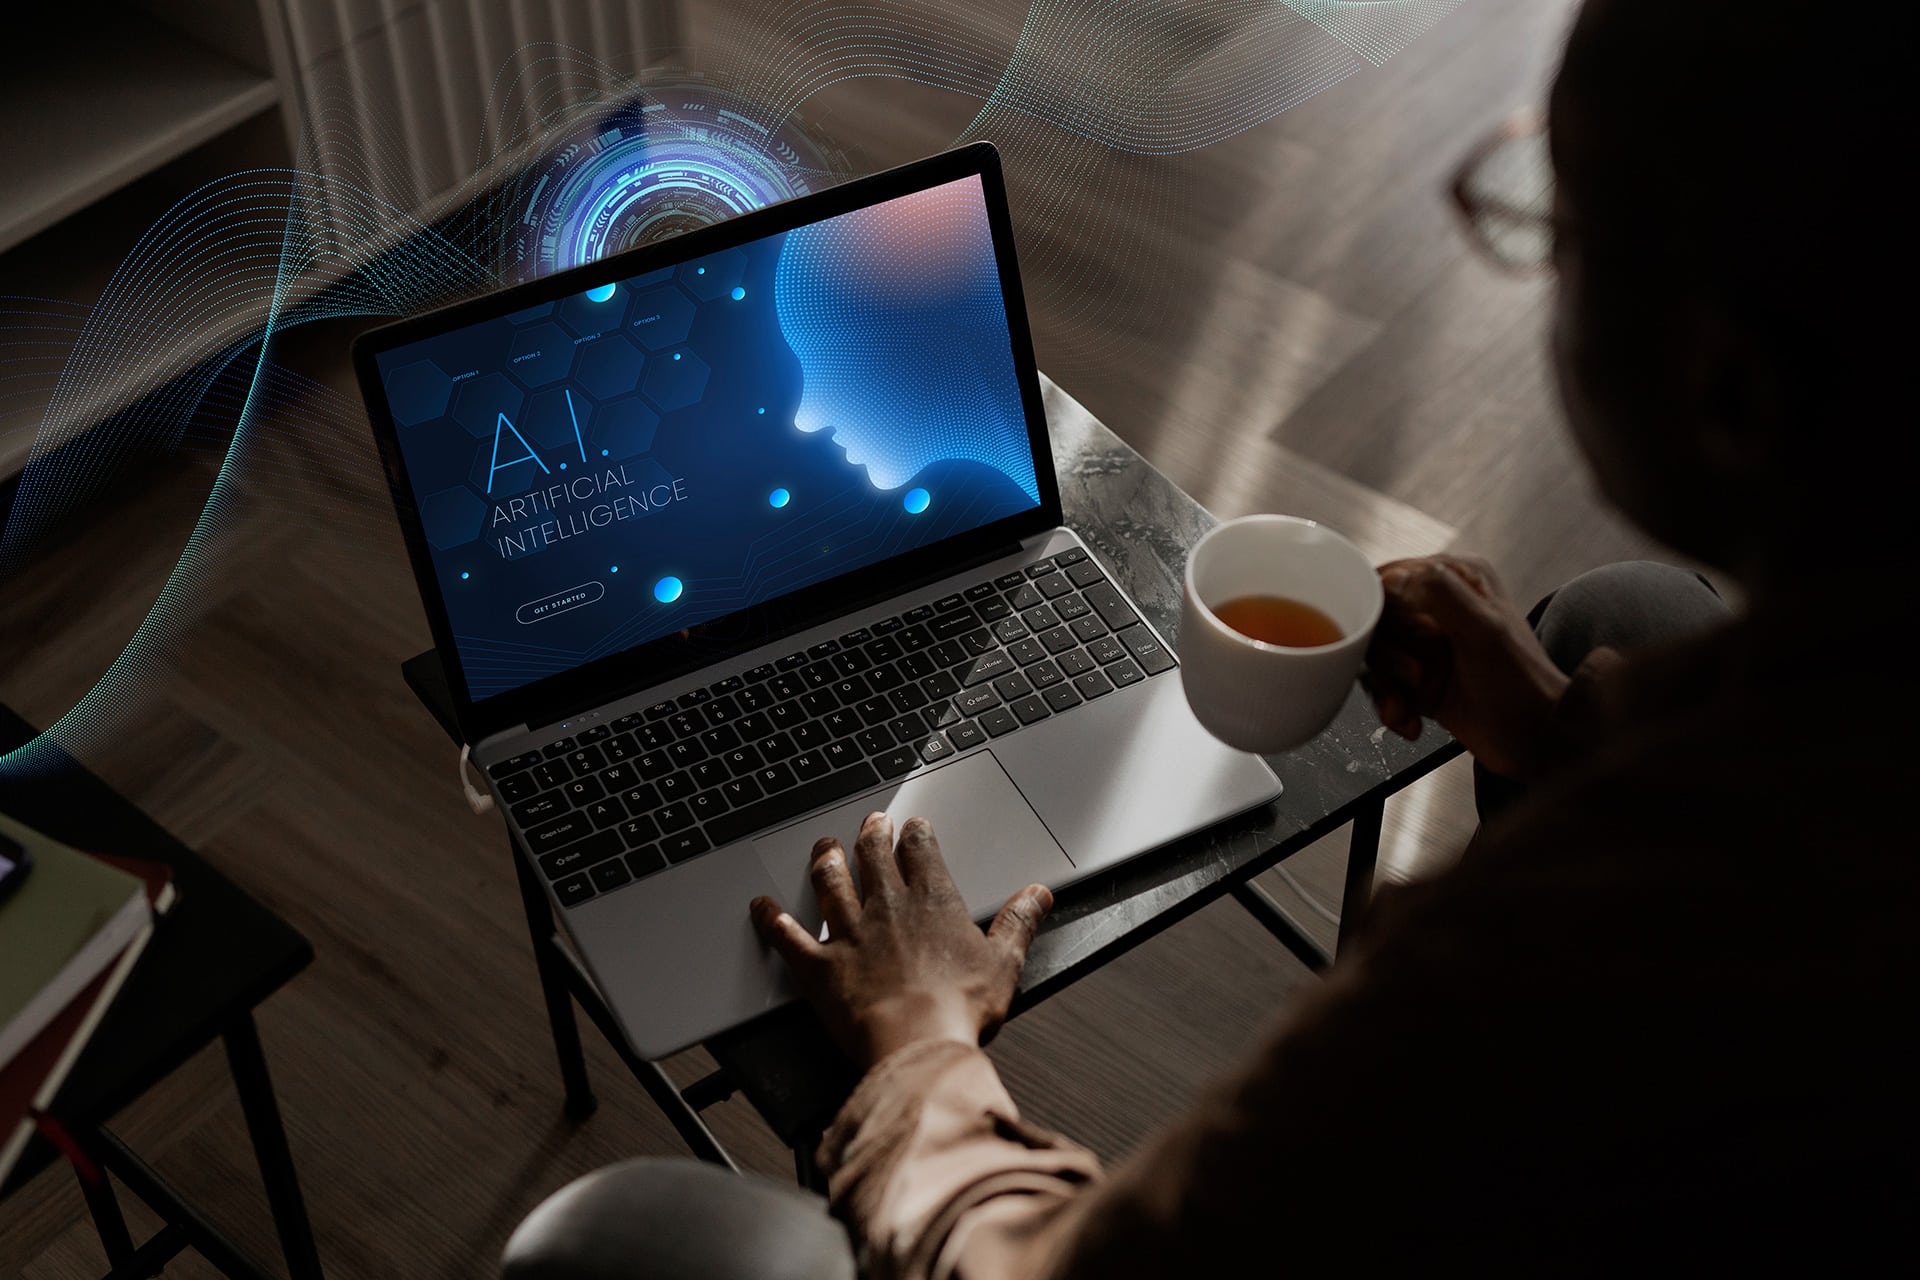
741, 0, 1920, 1272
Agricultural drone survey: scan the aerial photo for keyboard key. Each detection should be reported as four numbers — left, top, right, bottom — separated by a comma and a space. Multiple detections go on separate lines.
801, 690, 840, 717
756, 732, 798, 762
872, 616, 905, 636
542, 738, 576, 758
923, 670, 961, 699
1039, 626, 1078, 655
602, 735, 638, 763
832, 649, 871, 675
612, 712, 645, 731
1008, 637, 1047, 666
661, 829, 712, 863
994, 571, 1026, 590
635, 751, 673, 781
898, 652, 937, 681
1081, 581, 1137, 630
1025, 561, 1058, 579
720, 776, 764, 806
495, 773, 540, 805
711, 675, 745, 695
590, 859, 633, 893
839, 627, 872, 647
1065, 559, 1105, 588
531, 761, 571, 790
657, 772, 696, 803
856, 726, 896, 754
737, 712, 774, 739
1011, 694, 1051, 724
620, 785, 661, 814
955, 685, 1001, 716
677, 688, 712, 707
977, 598, 1013, 622
704, 695, 739, 723
578, 724, 613, 743
1108, 657, 1146, 687
961, 651, 1015, 685
934, 593, 967, 612
889, 683, 929, 712
656, 802, 696, 833
688, 791, 730, 824
923, 699, 963, 729
898, 624, 934, 651
929, 641, 968, 669
866, 637, 903, 663
1113, 625, 1177, 674
822, 709, 863, 738
1054, 547, 1088, 567
930, 609, 977, 639
1027, 659, 1064, 688
1007, 584, 1044, 611
699, 725, 742, 753
917, 733, 955, 764
636, 722, 674, 751
792, 721, 832, 750
961, 628, 996, 656
737, 685, 774, 713
690, 760, 729, 790
1070, 615, 1108, 643
1021, 604, 1061, 632
562, 776, 605, 806
600, 762, 638, 792
1053, 594, 1093, 622
948, 720, 987, 750
645, 700, 677, 720
538, 829, 622, 879
791, 750, 832, 781
667, 740, 708, 768
903, 604, 935, 624
745, 663, 776, 683
802, 661, 837, 689
756, 762, 799, 793
993, 672, 1034, 701
669, 712, 706, 739
1043, 683, 1083, 713
585, 799, 625, 829
887, 714, 925, 743
777, 651, 809, 672
620, 815, 660, 846
704, 762, 883, 847
1057, 649, 1096, 677
567, 745, 607, 774
768, 673, 806, 701
1037, 573, 1075, 599
856, 698, 895, 726
1073, 670, 1115, 700
1087, 635, 1128, 665
512, 791, 568, 826
992, 618, 1029, 645
554, 873, 596, 908
979, 707, 1020, 737
867, 663, 904, 692
809, 640, 843, 658
625, 845, 667, 878
832, 675, 871, 702
964, 581, 998, 601
769, 702, 807, 731
874, 745, 919, 779
820, 739, 861, 772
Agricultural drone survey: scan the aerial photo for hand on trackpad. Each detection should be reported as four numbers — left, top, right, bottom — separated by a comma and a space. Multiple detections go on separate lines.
751, 752, 1072, 937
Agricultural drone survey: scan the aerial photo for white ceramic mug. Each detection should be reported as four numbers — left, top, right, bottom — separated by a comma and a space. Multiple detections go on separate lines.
1179, 515, 1383, 754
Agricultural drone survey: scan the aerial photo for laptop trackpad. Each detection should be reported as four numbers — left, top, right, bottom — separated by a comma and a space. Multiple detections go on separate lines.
752, 752, 1072, 937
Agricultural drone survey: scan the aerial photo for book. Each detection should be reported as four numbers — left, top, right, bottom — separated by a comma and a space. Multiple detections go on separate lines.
0, 813, 173, 1184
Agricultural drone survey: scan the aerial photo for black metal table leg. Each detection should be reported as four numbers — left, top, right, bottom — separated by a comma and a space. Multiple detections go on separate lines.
512, 839, 598, 1121
224, 1013, 324, 1280
88, 1129, 279, 1280
1230, 881, 1332, 973
1338, 796, 1386, 954
75, 1160, 137, 1269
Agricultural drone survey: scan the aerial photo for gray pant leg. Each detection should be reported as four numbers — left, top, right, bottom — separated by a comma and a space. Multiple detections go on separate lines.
502, 1158, 856, 1280
1475, 561, 1728, 819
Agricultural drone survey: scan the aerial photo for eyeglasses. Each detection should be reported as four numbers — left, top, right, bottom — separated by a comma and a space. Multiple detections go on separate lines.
1450, 110, 1554, 275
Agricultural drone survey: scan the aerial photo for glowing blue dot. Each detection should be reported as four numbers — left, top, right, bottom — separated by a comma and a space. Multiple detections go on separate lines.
654, 576, 683, 603
757, 407, 766, 414
609, 565, 619, 573
673, 352, 682, 361
460, 571, 470, 580
903, 487, 931, 515
585, 283, 616, 303
559, 462, 567, 469
769, 488, 790, 508
601, 448, 609, 456
731, 286, 746, 301
696, 267, 706, 275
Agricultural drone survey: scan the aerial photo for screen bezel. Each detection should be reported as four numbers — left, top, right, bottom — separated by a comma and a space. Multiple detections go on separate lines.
353, 142, 1061, 744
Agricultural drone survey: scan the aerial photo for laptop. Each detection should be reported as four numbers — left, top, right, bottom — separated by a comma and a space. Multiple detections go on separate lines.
353, 142, 1282, 1058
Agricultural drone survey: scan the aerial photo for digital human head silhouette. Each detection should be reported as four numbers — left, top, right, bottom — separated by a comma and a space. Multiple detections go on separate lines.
772, 175, 1040, 504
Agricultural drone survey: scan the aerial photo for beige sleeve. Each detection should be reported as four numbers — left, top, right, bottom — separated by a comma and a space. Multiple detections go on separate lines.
818, 1039, 1106, 1280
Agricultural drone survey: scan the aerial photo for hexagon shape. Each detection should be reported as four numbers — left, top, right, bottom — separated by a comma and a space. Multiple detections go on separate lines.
592, 398, 660, 460
519, 386, 590, 452
419, 485, 486, 549
680, 248, 746, 301
642, 350, 709, 411
506, 322, 572, 386
627, 287, 695, 350
508, 300, 555, 324
450, 372, 525, 439
574, 335, 646, 400
385, 360, 453, 425
559, 285, 629, 337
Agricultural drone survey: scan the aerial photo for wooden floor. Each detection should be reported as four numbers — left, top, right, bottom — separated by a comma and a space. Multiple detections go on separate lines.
0, 0, 1680, 1273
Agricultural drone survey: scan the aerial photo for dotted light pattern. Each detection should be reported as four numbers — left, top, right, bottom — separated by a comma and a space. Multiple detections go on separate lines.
775, 175, 1039, 503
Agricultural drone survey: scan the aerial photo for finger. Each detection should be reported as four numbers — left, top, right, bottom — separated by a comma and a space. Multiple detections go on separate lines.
893, 817, 957, 893
807, 837, 861, 937
750, 896, 823, 969
987, 883, 1053, 967
853, 811, 903, 899
1439, 553, 1504, 600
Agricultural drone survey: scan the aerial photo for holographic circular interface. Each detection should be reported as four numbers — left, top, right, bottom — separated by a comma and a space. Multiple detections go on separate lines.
504, 82, 846, 282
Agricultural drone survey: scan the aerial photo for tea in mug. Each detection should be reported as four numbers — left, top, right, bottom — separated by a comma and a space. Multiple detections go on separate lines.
1209, 594, 1343, 648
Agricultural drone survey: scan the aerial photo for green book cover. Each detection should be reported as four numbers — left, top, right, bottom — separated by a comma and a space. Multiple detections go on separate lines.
0, 812, 150, 1066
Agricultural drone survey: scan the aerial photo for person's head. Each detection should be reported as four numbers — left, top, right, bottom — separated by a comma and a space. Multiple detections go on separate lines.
1544, 0, 1909, 582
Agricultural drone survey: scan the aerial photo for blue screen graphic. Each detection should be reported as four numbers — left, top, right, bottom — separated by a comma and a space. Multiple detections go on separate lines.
375, 175, 1040, 701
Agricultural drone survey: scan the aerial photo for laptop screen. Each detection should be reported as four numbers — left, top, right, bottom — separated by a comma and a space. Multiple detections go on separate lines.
372, 173, 1043, 702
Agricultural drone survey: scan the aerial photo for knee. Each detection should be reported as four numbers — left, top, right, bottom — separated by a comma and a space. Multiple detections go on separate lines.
502, 1158, 855, 1280
1533, 560, 1728, 674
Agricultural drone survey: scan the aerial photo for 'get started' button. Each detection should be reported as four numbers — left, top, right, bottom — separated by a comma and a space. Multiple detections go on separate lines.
516, 581, 605, 624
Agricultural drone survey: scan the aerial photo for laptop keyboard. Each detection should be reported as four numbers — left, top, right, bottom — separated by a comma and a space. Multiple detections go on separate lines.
486, 547, 1177, 909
